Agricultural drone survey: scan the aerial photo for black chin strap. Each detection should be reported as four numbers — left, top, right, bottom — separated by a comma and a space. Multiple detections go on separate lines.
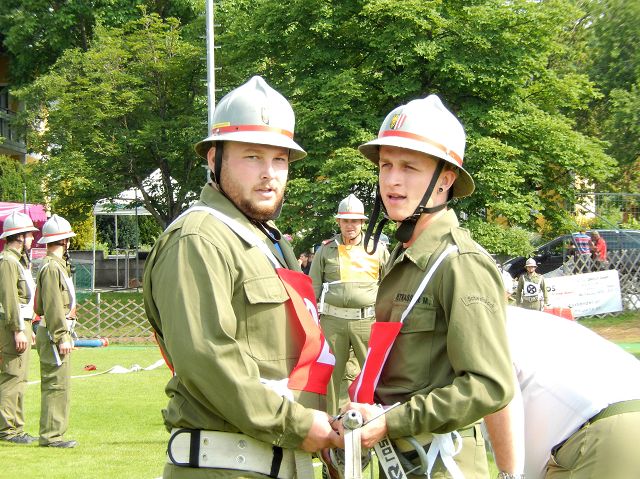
364, 185, 389, 255
366, 160, 451, 250
212, 141, 224, 193
394, 160, 448, 243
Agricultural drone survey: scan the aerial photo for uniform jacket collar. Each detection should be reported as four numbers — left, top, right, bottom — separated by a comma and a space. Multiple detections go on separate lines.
3, 246, 28, 267
402, 209, 459, 270
197, 184, 297, 270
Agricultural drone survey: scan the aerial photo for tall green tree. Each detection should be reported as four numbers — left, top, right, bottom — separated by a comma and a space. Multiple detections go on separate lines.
577, 0, 640, 193
0, 0, 202, 86
216, 0, 615, 253
16, 13, 207, 226
0, 155, 44, 204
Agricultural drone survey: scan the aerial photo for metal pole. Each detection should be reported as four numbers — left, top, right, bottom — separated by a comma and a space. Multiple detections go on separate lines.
92, 214, 96, 291
206, 0, 216, 132
115, 215, 119, 288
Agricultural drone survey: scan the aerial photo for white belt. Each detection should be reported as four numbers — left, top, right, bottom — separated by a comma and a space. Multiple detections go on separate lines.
167, 429, 311, 478
19, 304, 35, 321
321, 304, 375, 320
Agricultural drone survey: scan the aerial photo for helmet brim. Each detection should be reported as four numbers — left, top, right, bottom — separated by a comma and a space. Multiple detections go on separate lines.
359, 137, 475, 198
0, 225, 39, 239
37, 232, 76, 244
335, 213, 368, 220
194, 132, 306, 162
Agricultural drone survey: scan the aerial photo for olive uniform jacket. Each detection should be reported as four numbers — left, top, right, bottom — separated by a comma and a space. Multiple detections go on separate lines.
143, 185, 323, 450
375, 209, 514, 438
35, 255, 74, 344
309, 234, 389, 310
0, 247, 32, 331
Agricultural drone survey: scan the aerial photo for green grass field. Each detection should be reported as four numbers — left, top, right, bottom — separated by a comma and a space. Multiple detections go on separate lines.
0, 345, 168, 479
2, 313, 637, 478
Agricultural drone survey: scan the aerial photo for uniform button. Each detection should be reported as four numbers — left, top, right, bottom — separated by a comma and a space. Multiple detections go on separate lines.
238, 439, 247, 449
201, 454, 208, 463
237, 455, 245, 464
203, 438, 210, 446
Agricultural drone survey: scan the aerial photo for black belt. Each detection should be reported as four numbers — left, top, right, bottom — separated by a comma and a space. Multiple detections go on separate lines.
552, 399, 640, 455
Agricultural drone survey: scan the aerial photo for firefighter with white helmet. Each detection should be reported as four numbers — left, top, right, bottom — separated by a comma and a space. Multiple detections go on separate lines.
144, 76, 341, 478
309, 194, 389, 415
342, 95, 514, 478
516, 258, 548, 311
34, 214, 77, 448
0, 211, 39, 444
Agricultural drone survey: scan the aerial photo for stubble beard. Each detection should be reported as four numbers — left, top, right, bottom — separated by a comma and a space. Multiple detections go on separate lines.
237, 194, 285, 221
223, 181, 285, 222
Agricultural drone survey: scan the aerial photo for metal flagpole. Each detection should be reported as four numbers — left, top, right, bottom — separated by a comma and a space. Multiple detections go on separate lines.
206, 0, 216, 132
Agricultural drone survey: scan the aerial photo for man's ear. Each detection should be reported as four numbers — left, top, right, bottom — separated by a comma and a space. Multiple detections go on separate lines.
440, 169, 458, 192
206, 144, 217, 172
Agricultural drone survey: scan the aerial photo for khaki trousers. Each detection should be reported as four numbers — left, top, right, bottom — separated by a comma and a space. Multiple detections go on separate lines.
546, 411, 640, 479
0, 320, 32, 439
319, 314, 373, 415
35, 326, 71, 445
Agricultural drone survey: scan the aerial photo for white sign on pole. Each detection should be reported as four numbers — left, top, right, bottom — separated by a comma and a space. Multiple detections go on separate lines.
545, 270, 623, 317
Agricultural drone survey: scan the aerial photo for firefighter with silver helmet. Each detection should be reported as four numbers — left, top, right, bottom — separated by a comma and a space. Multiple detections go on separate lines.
0, 211, 39, 444
309, 194, 389, 416
143, 76, 341, 478
342, 95, 514, 479
34, 214, 78, 448
516, 258, 548, 311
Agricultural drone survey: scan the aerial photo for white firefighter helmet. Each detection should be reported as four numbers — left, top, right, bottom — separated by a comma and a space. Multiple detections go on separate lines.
358, 94, 474, 198
0, 211, 39, 239
525, 258, 537, 268
194, 76, 306, 161
335, 194, 368, 220
37, 214, 76, 244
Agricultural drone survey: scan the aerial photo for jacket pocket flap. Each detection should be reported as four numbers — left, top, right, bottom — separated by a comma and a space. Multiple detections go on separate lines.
243, 276, 288, 304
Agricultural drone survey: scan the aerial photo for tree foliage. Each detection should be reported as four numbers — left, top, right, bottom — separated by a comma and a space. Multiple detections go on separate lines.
216, 0, 615, 252
0, 155, 45, 204
3, 0, 634, 256
15, 12, 207, 227
576, 0, 640, 193
0, 0, 202, 86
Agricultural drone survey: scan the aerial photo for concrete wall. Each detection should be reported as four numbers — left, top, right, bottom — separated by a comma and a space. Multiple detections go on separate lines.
70, 250, 148, 289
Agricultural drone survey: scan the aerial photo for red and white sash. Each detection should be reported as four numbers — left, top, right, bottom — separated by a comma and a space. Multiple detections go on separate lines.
349, 245, 458, 403
181, 206, 335, 395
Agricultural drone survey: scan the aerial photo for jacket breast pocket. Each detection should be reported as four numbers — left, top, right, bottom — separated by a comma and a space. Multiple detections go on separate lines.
385, 303, 439, 390
243, 276, 292, 361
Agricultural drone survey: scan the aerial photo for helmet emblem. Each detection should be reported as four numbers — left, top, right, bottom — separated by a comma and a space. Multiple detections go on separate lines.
261, 106, 270, 125
389, 113, 406, 130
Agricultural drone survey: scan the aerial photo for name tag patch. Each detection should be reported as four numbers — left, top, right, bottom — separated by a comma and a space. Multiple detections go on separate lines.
461, 295, 496, 312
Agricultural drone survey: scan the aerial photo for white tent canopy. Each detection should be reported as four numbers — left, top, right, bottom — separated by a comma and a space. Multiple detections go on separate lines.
91, 170, 166, 290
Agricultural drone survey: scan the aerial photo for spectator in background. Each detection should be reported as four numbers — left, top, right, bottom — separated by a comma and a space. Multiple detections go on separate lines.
573, 230, 591, 255
484, 307, 640, 479
590, 231, 608, 271
310, 194, 388, 415
298, 251, 312, 275
516, 258, 548, 311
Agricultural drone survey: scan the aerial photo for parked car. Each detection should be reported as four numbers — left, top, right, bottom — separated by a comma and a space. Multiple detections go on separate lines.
502, 229, 640, 278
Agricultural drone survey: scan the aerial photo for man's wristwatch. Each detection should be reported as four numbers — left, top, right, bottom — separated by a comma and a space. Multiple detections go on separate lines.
497, 473, 525, 479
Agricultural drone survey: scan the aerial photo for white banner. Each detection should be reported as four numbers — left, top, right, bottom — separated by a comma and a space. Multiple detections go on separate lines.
545, 270, 623, 317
